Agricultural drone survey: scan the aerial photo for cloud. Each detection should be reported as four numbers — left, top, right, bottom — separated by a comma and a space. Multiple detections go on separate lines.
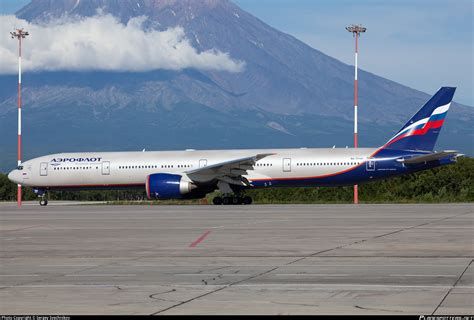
0, 14, 245, 74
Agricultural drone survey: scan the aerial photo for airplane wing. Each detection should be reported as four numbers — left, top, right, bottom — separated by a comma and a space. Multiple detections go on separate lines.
396, 150, 460, 165
185, 153, 275, 187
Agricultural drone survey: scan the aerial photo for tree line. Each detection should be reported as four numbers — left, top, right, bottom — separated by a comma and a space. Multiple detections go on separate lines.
0, 157, 473, 203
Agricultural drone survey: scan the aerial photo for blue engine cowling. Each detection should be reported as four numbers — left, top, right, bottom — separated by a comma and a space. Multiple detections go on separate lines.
146, 173, 195, 200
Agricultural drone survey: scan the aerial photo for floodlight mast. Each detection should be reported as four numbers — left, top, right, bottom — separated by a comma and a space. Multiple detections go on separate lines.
10, 28, 29, 208
346, 24, 366, 205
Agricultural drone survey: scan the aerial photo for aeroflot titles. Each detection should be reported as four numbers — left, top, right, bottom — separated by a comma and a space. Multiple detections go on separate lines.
51, 157, 102, 163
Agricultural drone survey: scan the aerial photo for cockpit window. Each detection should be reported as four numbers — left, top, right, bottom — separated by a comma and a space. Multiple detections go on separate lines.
17, 165, 24, 170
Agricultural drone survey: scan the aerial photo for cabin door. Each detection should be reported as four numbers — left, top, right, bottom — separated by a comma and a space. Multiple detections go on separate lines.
366, 159, 375, 171
102, 161, 110, 175
283, 158, 291, 172
199, 159, 207, 168
40, 162, 48, 176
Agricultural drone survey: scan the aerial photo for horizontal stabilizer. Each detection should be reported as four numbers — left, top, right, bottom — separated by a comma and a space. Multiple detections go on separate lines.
396, 150, 459, 165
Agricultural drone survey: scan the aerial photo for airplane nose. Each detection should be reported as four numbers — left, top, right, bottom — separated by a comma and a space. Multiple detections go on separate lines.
8, 170, 21, 184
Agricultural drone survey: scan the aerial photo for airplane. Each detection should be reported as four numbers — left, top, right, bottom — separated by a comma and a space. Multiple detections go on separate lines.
8, 87, 462, 206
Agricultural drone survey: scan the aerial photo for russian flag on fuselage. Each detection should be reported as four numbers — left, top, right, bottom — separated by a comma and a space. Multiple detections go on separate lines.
383, 87, 455, 151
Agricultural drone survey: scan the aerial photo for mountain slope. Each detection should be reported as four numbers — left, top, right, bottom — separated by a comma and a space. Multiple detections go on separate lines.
0, 0, 472, 171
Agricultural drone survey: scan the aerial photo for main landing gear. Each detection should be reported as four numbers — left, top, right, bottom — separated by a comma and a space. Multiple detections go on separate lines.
212, 195, 253, 205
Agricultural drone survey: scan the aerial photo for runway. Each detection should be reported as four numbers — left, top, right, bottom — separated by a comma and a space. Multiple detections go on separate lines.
0, 203, 472, 314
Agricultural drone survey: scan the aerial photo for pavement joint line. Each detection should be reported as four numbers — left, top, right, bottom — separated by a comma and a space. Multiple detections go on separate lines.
389, 274, 457, 277
274, 273, 349, 276
151, 266, 280, 315
0, 255, 149, 291
210, 207, 474, 308
355, 305, 404, 313
31, 264, 463, 267
210, 219, 293, 229
196, 266, 229, 273
150, 207, 465, 316
1, 224, 47, 232
432, 259, 473, 315
64, 274, 137, 277
202, 211, 471, 308
150, 285, 231, 315
1, 255, 472, 259
0, 275, 39, 277
3, 284, 472, 289
17, 236, 236, 290
286, 209, 474, 266
174, 274, 253, 276
39, 265, 99, 267
2, 205, 472, 314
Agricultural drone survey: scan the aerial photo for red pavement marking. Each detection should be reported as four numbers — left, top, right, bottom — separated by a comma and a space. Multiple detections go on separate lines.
189, 230, 212, 248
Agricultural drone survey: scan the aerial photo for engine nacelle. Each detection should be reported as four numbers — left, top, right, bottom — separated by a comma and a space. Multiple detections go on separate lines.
146, 173, 196, 200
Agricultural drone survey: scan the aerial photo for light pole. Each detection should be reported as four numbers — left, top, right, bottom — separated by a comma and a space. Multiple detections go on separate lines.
10, 28, 29, 207
346, 24, 366, 204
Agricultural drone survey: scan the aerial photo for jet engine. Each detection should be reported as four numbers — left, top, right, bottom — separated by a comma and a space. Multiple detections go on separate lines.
146, 173, 196, 200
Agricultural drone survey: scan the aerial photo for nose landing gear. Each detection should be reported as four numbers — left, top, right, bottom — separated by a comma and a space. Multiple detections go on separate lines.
34, 189, 48, 206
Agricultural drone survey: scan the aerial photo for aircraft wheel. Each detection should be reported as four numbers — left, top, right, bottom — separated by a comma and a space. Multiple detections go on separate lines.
222, 197, 232, 205
243, 196, 252, 205
213, 197, 223, 205
39, 199, 48, 206
233, 197, 243, 205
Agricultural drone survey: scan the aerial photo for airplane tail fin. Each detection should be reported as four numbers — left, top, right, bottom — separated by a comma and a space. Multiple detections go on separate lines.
382, 87, 456, 151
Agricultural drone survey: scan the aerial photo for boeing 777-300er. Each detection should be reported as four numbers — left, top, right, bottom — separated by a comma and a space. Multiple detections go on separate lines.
8, 87, 462, 206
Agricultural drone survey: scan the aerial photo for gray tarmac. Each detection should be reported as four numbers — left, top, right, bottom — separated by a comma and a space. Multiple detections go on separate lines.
0, 203, 473, 315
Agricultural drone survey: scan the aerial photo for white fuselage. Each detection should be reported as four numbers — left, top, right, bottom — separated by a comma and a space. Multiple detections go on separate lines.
10, 148, 378, 189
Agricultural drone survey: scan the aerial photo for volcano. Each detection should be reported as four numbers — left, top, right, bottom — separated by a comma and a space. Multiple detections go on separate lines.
0, 0, 472, 171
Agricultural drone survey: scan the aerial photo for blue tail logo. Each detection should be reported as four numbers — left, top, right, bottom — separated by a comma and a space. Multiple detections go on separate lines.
383, 87, 456, 151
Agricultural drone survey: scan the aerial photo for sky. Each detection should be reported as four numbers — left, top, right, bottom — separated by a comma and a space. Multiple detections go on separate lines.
233, 0, 473, 106
1, 0, 473, 106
